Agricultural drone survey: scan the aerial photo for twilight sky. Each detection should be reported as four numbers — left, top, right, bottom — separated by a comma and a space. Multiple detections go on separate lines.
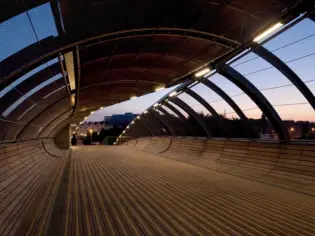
1, 3, 314, 122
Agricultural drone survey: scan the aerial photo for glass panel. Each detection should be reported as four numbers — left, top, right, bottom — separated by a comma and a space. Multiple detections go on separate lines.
0, 3, 58, 61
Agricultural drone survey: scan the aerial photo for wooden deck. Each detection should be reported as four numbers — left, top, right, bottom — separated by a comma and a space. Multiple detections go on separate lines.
13, 145, 315, 236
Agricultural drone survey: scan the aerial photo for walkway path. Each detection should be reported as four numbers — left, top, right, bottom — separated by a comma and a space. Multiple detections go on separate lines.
32, 146, 315, 235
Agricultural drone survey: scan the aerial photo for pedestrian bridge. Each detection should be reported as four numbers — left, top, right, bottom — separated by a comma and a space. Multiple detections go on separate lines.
1, 138, 315, 235
1, 0, 315, 235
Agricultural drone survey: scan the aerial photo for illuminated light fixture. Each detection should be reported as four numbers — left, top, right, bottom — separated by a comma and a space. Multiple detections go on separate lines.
131, 121, 135, 124
155, 86, 165, 92
154, 103, 159, 107
312, 128, 315, 132
130, 96, 137, 100
90, 111, 95, 114
64, 51, 76, 91
165, 99, 169, 102
84, 116, 87, 119
144, 110, 148, 114
100, 106, 104, 109
127, 126, 130, 129
195, 68, 210, 77
123, 130, 126, 133
253, 22, 283, 42
290, 127, 295, 132
70, 94, 76, 106
137, 116, 140, 119
89, 129, 93, 134
169, 91, 177, 97
80, 121, 83, 124
76, 127, 78, 130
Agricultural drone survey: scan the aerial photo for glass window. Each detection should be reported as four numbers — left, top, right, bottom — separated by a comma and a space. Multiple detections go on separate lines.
0, 3, 58, 61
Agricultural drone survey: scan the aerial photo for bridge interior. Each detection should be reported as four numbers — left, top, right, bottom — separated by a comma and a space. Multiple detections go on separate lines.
1, 141, 315, 236
1, 0, 315, 235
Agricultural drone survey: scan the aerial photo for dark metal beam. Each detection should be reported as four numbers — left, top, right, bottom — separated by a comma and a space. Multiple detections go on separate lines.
163, 102, 187, 122
219, 65, 289, 141
149, 110, 176, 136
157, 106, 186, 136
170, 97, 212, 137
253, 44, 315, 111
184, 88, 227, 136
202, 79, 257, 138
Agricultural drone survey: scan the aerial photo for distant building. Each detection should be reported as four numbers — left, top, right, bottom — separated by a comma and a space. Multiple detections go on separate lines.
75, 121, 104, 137
104, 113, 138, 128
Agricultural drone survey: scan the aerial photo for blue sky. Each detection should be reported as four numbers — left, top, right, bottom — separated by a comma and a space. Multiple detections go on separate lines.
1, 3, 314, 122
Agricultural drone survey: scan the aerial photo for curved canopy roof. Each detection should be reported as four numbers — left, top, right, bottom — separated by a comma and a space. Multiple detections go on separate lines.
0, 0, 313, 141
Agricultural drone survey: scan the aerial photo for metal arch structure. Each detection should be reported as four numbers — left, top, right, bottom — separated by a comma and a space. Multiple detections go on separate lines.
170, 97, 212, 137
1, 0, 315, 145
149, 110, 177, 136
163, 103, 187, 122
253, 44, 315, 111
184, 89, 227, 136
157, 106, 186, 136
1, 28, 239, 89
219, 65, 290, 141
201, 79, 258, 138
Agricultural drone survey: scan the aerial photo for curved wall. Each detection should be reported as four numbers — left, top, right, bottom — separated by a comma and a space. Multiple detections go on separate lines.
121, 136, 315, 195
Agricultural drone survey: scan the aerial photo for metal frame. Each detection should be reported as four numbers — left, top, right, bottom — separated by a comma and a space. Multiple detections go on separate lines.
170, 97, 212, 137
201, 79, 257, 138
219, 65, 290, 141
163, 102, 187, 122
184, 88, 227, 136
253, 44, 315, 111
149, 110, 176, 136
139, 113, 169, 136
157, 106, 185, 136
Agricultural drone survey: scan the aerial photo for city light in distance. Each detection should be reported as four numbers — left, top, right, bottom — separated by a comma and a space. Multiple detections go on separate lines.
253, 22, 283, 42
195, 68, 210, 77
155, 86, 165, 92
